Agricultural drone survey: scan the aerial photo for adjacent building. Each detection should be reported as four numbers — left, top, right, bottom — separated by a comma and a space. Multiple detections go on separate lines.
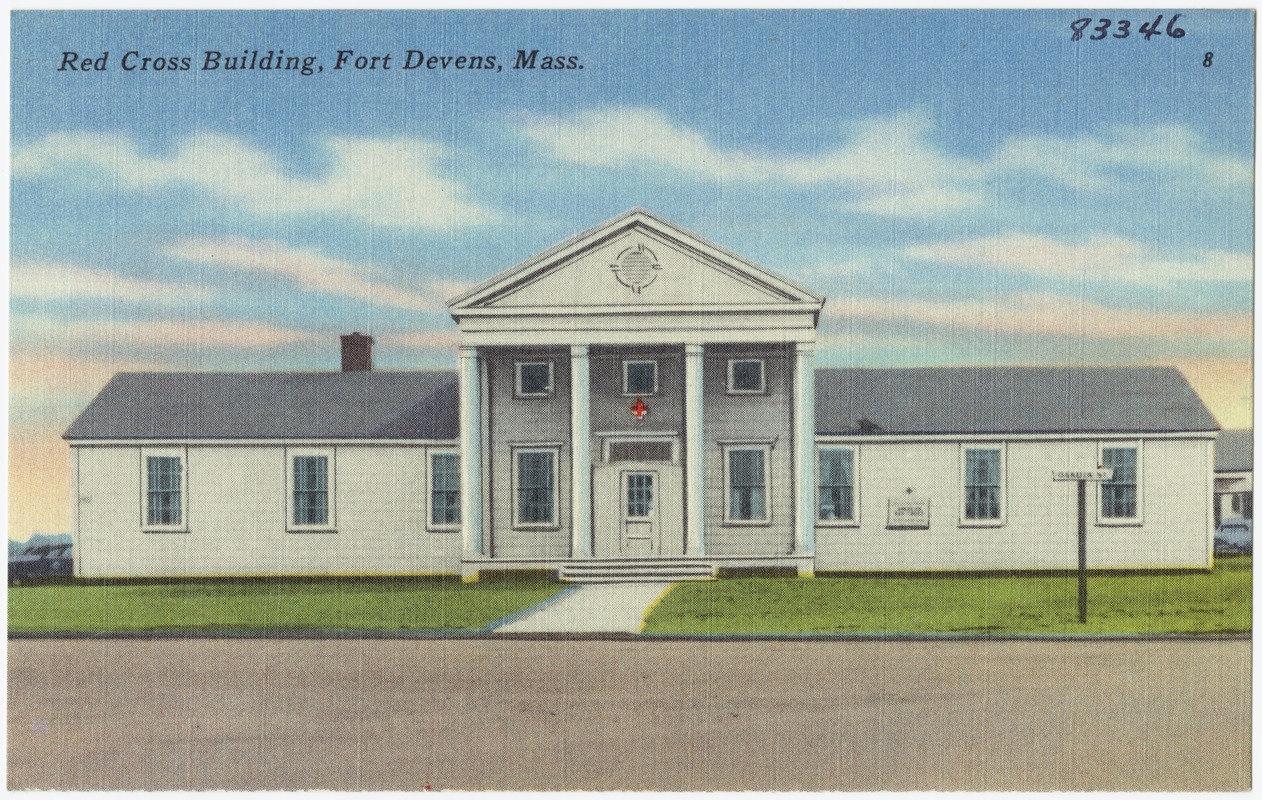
65, 210, 1222, 579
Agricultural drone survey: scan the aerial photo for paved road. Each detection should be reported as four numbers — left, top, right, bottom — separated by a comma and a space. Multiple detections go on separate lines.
8, 638, 1250, 791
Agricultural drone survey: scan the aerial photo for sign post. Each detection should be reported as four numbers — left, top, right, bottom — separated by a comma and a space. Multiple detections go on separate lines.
1052, 468, 1114, 624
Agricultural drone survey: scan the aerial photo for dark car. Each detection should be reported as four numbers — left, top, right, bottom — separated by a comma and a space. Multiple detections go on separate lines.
8, 542, 74, 584
1214, 519, 1252, 556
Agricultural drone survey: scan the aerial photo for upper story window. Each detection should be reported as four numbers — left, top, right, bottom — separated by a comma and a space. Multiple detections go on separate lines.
429, 452, 461, 528
727, 359, 766, 394
515, 361, 554, 397
963, 447, 1003, 522
623, 360, 658, 396
1101, 445, 1140, 521
145, 455, 183, 527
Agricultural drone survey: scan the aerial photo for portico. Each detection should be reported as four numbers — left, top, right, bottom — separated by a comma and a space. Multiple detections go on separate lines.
447, 209, 824, 579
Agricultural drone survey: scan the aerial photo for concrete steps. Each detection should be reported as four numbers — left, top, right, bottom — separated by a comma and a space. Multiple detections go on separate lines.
557, 559, 716, 583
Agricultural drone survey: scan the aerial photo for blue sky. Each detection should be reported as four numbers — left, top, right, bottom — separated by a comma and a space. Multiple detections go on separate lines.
9, 9, 1255, 536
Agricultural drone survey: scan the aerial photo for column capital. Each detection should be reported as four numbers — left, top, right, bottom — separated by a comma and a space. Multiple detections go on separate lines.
794, 341, 816, 356
458, 345, 480, 359
570, 343, 590, 358
684, 343, 705, 357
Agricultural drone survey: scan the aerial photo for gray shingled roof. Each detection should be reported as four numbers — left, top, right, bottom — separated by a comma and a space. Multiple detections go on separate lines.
64, 371, 459, 440
67, 365, 1215, 441
814, 367, 1217, 435
1215, 429, 1253, 472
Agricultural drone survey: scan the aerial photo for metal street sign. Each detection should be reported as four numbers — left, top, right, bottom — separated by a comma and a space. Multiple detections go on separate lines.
1051, 469, 1114, 482
1050, 467, 1114, 624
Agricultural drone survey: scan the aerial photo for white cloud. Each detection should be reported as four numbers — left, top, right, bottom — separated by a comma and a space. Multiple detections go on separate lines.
520, 107, 1251, 219
994, 124, 1251, 192
826, 291, 1252, 342
165, 237, 470, 311
13, 315, 319, 349
13, 131, 498, 229
521, 107, 985, 218
905, 233, 1251, 285
10, 259, 214, 303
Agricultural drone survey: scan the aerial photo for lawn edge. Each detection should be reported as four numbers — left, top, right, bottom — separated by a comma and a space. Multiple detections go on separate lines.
8, 630, 1250, 641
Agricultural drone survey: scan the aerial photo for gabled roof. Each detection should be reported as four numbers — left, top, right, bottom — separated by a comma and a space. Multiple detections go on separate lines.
1215, 429, 1253, 472
67, 366, 1216, 442
447, 208, 824, 314
815, 367, 1218, 436
64, 371, 459, 441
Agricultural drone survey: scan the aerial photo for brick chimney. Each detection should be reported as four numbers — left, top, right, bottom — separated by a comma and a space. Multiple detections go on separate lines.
340, 332, 374, 372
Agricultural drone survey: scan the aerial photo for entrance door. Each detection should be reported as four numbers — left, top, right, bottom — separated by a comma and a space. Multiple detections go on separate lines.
621, 470, 659, 555
592, 456, 682, 558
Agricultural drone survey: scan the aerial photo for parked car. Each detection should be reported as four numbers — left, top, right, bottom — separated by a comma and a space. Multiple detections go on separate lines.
8, 542, 74, 584
1214, 519, 1252, 556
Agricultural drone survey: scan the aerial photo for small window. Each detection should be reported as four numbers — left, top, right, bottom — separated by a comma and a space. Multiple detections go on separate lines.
726, 446, 769, 522
728, 359, 765, 394
515, 448, 558, 526
817, 448, 855, 522
146, 456, 183, 526
292, 455, 330, 526
516, 361, 553, 397
963, 447, 1002, 522
1101, 446, 1139, 520
623, 360, 658, 396
430, 452, 461, 528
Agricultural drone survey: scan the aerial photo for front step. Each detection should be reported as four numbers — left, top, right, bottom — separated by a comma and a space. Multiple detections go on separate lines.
558, 559, 716, 583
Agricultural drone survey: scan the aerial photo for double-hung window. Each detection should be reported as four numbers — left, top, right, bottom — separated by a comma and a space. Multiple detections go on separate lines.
817, 447, 856, 522
1100, 445, 1140, 521
144, 454, 184, 528
287, 449, 335, 530
430, 452, 461, 528
963, 447, 1003, 522
515, 448, 558, 526
726, 446, 769, 522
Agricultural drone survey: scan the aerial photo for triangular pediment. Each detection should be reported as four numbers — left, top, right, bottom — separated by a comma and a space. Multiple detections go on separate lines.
448, 210, 823, 316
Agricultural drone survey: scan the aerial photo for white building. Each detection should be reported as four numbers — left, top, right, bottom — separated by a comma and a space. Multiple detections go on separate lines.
1214, 429, 1252, 526
65, 210, 1222, 579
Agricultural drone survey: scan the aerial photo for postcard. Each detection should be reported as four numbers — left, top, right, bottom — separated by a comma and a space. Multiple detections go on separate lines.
8, 9, 1253, 791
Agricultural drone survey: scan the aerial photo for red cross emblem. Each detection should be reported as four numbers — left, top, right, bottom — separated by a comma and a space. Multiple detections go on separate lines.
629, 397, 648, 421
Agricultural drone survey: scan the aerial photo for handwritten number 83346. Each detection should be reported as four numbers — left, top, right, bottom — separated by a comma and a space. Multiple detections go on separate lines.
1070, 13, 1184, 41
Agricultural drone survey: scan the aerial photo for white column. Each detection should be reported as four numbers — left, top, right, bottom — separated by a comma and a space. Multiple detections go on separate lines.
570, 344, 592, 558
458, 346, 484, 561
794, 342, 817, 560
685, 343, 706, 556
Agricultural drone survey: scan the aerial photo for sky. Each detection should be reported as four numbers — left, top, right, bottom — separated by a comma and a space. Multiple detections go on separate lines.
9, 9, 1255, 539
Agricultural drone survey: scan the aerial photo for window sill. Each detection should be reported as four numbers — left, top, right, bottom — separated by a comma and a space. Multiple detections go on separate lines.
142, 526, 189, 534
514, 392, 553, 400
287, 527, 338, 534
958, 520, 1006, 528
722, 519, 772, 527
1096, 519, 1143, 527
817, 519, 860, 528
726, 389, 767, 396
513, 523, 560, 531
428, 525, 461, 533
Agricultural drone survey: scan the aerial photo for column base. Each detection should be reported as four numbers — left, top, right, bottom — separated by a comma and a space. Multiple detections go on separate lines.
461, 568, 480, 583
796, 564, 816, 578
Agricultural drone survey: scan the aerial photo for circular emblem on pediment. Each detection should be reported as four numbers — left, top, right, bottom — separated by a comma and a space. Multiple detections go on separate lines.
610, 243, 661, 294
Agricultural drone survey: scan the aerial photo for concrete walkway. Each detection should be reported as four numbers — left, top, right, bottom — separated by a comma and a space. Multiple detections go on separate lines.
493, 582, 675, 634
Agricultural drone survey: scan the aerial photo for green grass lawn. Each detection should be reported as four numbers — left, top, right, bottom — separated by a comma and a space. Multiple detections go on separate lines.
644, 558, 1252, 636
8, 576, 565, 634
